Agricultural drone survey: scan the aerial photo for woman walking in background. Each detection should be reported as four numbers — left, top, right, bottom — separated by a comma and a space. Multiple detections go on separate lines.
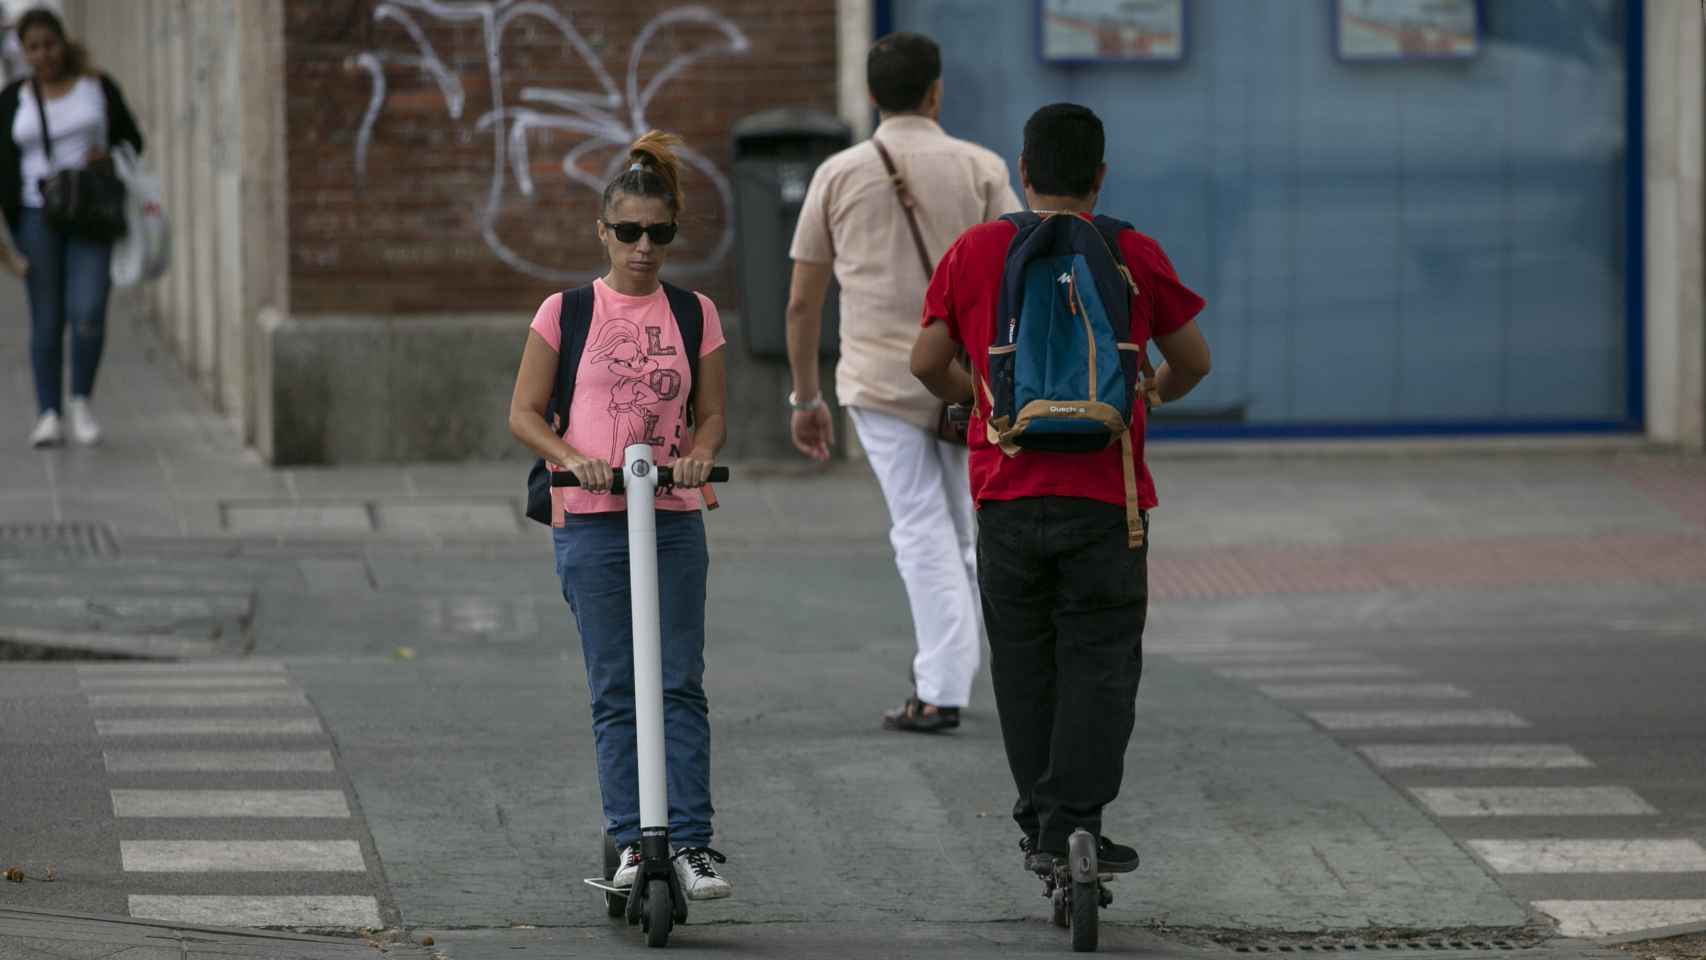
0, 6, 143, 448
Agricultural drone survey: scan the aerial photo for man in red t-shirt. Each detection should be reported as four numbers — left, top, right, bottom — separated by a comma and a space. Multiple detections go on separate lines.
911, 103, 1212, 874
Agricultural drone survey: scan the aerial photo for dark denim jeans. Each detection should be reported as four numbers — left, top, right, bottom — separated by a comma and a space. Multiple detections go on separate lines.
16, 208, 113, 415
553, 509, 713, 849
976, 496, 1148, 855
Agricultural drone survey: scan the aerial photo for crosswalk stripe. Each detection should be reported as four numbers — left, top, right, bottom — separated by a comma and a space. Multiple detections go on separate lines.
1412, 786, 1658, 817
1216, 664, 1417, 680
1259, 682, 1471, 700
103, 750, 337, 773
1357, 744, 1594, 769
121, 840, 367, 872
111, 789, 350, 818
77, 661, 285, 675
86, 691, 311, 709
1532, 900, 1706, 938
95, 717, 323, 737
1468, 839, 1706, 874
1309, 709, 1529, 730
128, 895, 381, 930
79, 675, 293, 690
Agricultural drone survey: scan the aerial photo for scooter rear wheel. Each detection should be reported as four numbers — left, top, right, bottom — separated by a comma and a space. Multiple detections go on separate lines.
643, 878, 672, 948
1071, 880, 1098, 952
601, 831, 626, 917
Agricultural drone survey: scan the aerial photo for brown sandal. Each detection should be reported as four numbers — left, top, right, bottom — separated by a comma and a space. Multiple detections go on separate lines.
881, 696, 961, 733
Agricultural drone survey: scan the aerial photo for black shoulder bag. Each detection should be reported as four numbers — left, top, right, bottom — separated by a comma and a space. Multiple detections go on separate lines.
31, 79, 127, 243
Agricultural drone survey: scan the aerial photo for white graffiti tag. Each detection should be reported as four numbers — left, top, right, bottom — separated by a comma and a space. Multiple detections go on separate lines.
349, 1, 751, 282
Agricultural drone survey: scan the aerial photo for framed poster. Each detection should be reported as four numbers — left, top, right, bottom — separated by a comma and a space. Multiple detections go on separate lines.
1040, 0, 1186, 64
1335, 0, 1480, 61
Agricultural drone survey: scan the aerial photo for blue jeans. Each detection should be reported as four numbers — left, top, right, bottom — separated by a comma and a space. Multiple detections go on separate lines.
16, 208, 113, 415
553, 509, 713, 849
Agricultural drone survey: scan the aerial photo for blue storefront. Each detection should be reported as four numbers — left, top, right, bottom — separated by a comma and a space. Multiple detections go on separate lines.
881, 0, 1641, 438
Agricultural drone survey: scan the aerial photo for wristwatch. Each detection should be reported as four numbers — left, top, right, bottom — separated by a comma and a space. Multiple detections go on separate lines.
788, 391, 826, 412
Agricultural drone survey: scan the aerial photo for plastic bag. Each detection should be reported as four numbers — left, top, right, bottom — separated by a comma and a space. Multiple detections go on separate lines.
108, 143, 170, 287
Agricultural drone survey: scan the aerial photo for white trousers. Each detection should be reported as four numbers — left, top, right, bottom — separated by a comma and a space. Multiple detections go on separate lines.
849, 406, 983, 708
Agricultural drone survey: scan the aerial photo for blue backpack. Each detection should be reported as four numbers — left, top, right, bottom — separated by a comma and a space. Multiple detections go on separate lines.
984, 212, 1157, 547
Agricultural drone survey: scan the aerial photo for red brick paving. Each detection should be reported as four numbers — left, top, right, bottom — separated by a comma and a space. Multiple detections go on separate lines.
1619, 457, 1706, 530
1152, 533, 1706, 600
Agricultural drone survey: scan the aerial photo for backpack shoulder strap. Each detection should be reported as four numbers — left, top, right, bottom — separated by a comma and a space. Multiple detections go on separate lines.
1091, 216, 1150, 548
660, 281, 704, 422
551, 285, 596, 431
1090, 215, 1138, 286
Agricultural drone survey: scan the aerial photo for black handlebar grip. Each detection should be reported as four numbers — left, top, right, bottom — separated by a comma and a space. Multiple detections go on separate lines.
549, 470, 730, 491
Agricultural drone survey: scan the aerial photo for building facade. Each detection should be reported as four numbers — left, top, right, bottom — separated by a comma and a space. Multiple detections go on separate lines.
62, 1, 1705, 459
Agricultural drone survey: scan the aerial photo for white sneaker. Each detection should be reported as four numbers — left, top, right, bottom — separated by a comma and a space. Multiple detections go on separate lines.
671, 847, 731, 901
611, 844, 641, 888
29, 411, 63, 448
67, 398, 100, 445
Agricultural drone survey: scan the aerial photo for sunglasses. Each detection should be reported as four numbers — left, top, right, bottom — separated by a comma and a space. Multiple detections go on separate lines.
601, 220, 678, 245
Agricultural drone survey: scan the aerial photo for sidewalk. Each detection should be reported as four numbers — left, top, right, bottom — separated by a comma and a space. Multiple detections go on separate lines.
0, 282, 894, 547
4, 281, 1702, 586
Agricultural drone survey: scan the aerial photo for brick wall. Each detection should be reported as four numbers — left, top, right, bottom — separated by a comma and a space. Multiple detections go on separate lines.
286, 0, 840, 314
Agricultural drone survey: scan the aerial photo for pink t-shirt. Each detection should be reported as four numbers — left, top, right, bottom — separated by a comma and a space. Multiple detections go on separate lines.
529, 279, 726, 519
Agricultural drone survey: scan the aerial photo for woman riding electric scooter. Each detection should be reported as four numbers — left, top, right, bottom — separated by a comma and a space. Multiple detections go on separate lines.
507, 130, 733, 904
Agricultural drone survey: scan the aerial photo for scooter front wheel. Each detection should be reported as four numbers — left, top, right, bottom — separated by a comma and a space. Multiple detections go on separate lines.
643, 878, 673, 948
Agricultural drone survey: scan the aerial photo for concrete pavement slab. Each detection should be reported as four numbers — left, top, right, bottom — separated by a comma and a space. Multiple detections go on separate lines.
376, 501, 519, 538
0, 907, 431, 959
223, 504, 375, 536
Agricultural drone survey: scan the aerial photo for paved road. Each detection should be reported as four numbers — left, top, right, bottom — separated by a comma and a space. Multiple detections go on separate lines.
1153, 579, 1706, 940
0, 657, 398, 930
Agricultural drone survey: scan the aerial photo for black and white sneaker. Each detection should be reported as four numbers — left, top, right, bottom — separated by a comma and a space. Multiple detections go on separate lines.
611, 844, 641, 888
671, 846, 732, 900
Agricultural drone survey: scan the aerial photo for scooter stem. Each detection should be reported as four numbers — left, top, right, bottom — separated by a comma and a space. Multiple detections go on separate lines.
624, 443, 668, 839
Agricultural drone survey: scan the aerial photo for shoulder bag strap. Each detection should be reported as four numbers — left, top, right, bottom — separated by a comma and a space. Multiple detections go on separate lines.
871, 137, 933, 278
29, 80, 51, 162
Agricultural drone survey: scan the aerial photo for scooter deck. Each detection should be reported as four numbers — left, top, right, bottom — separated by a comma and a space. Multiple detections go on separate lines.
583, 878, 628, 895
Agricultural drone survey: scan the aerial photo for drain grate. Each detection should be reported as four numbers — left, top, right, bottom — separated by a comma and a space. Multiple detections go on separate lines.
1236, 943, 1532, 954
0, 523, 118, 557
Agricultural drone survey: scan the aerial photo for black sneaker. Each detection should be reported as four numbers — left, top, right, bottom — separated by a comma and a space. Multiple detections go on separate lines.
1021, 834, 1140, 874
1096, 836, 1140, 873
1019, 835, 1055, 874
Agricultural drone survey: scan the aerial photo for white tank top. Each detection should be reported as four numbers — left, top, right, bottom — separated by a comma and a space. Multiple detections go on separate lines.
12, 76, 107, 209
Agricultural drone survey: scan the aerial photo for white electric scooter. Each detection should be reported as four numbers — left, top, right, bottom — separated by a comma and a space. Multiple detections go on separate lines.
554, 443, 728, 949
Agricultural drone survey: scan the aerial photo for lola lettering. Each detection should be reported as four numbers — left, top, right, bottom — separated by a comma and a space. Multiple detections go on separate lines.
646, 326, 679, 358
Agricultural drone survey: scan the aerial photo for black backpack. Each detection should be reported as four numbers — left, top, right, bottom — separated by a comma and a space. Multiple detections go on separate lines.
524, 282, 704, 525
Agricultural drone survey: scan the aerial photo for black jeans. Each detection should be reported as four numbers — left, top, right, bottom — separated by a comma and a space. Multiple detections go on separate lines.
977, 496, 1147, 855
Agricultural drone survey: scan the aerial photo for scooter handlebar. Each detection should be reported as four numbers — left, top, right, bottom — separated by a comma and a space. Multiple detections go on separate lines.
550, 465, 730, 492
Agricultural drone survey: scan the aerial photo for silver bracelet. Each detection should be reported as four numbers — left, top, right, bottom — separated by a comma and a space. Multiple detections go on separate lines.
787, 391, 826, 412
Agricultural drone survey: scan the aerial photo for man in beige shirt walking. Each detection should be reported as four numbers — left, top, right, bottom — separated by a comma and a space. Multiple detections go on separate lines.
785, 32, 1021, 732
